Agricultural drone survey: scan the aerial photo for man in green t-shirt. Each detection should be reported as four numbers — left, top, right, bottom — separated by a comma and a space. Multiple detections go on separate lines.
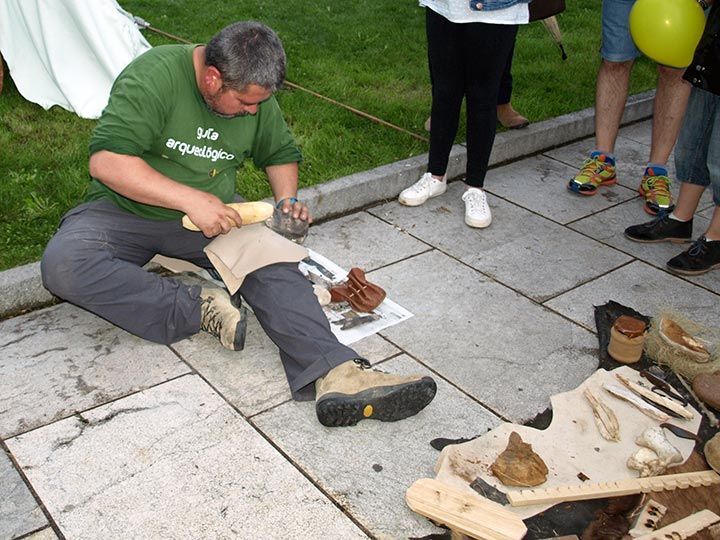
41, 21, 436, 427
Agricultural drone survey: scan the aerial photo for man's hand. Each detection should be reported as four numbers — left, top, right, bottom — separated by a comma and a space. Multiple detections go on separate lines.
277, 197, 313, 224
184, 192, 243, 238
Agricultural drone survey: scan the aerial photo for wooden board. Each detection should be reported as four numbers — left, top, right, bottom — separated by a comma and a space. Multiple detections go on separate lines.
406, 478, 527, 540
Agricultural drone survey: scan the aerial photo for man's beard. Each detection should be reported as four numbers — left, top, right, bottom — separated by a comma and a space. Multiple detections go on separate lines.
201, 88, 248, 119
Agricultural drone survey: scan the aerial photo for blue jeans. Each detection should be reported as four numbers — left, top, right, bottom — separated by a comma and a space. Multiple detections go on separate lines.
600, 0, 640, 62
675, 87, 720, 206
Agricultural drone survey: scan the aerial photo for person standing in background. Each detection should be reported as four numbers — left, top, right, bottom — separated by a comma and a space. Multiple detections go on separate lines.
399, 0, 529, 229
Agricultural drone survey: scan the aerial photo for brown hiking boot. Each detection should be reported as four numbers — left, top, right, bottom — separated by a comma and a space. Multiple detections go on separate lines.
315, 359, 437, 427
200, 287, 247, 351
497, 103, 529, 130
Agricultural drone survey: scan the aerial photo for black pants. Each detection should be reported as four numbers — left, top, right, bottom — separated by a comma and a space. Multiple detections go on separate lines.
426, 8, 518, 187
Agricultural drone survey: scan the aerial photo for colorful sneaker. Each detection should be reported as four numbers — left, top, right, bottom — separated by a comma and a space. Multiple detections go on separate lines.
624, 213, 693, 243
567, 153, 617, 195
398, 172, 447, 207
639, 167, 674, 215
667, 236, 720, 275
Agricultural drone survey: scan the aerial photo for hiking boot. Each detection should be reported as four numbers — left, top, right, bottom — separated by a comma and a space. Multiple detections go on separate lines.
639, 167, 674, 215
624, 213, 693, 243
462, 187, 492, 228
667, 236, 720, 275
200, 287, 247, 351
315, 359, 437, 427
567, 153, 617, 195
399, 173, 447, 206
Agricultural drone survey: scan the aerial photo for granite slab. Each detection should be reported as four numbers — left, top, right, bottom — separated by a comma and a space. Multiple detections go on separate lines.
486, 154, 637, 224
369, 182, 631, 302
6, 375, 366, 540
1, 449, 47, 540
305, 211, 430, 271
0, 303, 189, 439
545, 260, 720, 330
569, 200, 720, 293
372, 250, 598, 421
252, 355, 502, 539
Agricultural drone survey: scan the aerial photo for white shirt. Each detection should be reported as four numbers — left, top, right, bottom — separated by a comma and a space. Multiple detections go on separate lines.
419, 0, 529, 24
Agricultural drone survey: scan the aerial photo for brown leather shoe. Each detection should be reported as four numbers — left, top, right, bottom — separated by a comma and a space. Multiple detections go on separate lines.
330, 268, 386, 312
497, 103, 529, 130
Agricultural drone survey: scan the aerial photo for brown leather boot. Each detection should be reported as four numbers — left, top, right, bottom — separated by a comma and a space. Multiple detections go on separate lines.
315, 359, 437, 427
497, 103, 529, 130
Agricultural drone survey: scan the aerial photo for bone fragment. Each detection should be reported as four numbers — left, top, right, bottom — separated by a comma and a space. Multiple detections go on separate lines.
583, 388, 620, 442
627, 447, 666, 477
603, 383, 670, 422
615, 374, 694, 420
628, 426, 683, 477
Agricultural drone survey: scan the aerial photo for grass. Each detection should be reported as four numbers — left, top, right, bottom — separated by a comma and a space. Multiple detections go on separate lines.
0, 0, 657, 270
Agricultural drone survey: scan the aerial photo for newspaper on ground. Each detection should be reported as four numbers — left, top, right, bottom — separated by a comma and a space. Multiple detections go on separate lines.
299, 249, 413, 345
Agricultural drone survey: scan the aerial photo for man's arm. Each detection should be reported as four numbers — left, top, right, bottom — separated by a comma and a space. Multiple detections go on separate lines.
266, 162, 312, 222
89, 150, 243, 237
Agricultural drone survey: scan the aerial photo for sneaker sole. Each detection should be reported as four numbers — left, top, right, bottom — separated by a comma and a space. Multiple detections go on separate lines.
567, 177, 617, 196
398, 186, 447, 207
465, 216, 492, 228
667, 261, 720, 276
316, 377, 437, 427
623, 232, 691, 244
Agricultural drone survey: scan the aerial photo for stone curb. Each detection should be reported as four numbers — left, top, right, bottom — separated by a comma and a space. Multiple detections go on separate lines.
0, 91, 655, 320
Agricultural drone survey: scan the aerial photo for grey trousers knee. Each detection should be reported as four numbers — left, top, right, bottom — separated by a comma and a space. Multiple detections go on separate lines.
42, 200, 356, 400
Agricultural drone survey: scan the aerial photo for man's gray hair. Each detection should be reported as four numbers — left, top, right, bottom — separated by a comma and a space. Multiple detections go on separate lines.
205, 21, 286, 92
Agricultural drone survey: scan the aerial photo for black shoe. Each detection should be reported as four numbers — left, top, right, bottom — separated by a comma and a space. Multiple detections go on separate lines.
624, 213, 693, 243
667, 236, 720, 275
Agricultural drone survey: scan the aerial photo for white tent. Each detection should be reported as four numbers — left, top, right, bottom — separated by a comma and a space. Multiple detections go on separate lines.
0, 0, 151, 119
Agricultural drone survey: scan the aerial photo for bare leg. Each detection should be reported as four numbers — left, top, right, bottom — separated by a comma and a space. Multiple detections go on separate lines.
705, 206, 720, 241
672, 183, 705, 221
649, 65, 692, 164
595, 59, 634, 154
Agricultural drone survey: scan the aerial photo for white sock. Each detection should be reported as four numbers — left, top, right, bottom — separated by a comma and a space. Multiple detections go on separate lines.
669, 212, 689, 222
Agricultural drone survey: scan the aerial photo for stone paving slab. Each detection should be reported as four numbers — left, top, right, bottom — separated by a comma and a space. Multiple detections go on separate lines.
6, 375, 366, 540
370, 182, 632, 303
22, 528, 58, 540
304, 211, 431, 271
173, 316, 399, 418
1, 449, 47, 540
0, 304, 189, 439
486, 155, 637, 225
569, 200, 720, 293
252, 355, 502, 539
371, 250, 598, 421
545, 260, 720, 331
618, 120, 652, 146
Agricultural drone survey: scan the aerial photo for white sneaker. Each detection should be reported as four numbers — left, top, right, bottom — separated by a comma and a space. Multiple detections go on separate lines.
462, 187, 492, 228
398, 173, 447, 206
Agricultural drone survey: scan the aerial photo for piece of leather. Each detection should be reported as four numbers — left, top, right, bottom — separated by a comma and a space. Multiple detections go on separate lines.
204, 222, 308, 294
329, 267, 386, 312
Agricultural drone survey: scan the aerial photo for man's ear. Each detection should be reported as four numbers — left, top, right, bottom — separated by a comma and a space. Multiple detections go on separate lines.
203, 66, 224, 92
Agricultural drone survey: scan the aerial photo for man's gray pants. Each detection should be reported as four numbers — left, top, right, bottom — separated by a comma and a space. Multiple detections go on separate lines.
41, 200, 357, 401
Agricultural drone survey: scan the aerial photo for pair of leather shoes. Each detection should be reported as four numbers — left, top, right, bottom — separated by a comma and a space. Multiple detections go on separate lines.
330, 267, 385, 312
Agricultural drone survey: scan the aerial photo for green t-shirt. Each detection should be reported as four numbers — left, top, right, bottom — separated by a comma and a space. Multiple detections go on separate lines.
85, 44, 302, 220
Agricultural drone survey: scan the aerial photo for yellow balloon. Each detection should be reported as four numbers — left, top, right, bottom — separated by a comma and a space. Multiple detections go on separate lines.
629, 0, 706, 68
